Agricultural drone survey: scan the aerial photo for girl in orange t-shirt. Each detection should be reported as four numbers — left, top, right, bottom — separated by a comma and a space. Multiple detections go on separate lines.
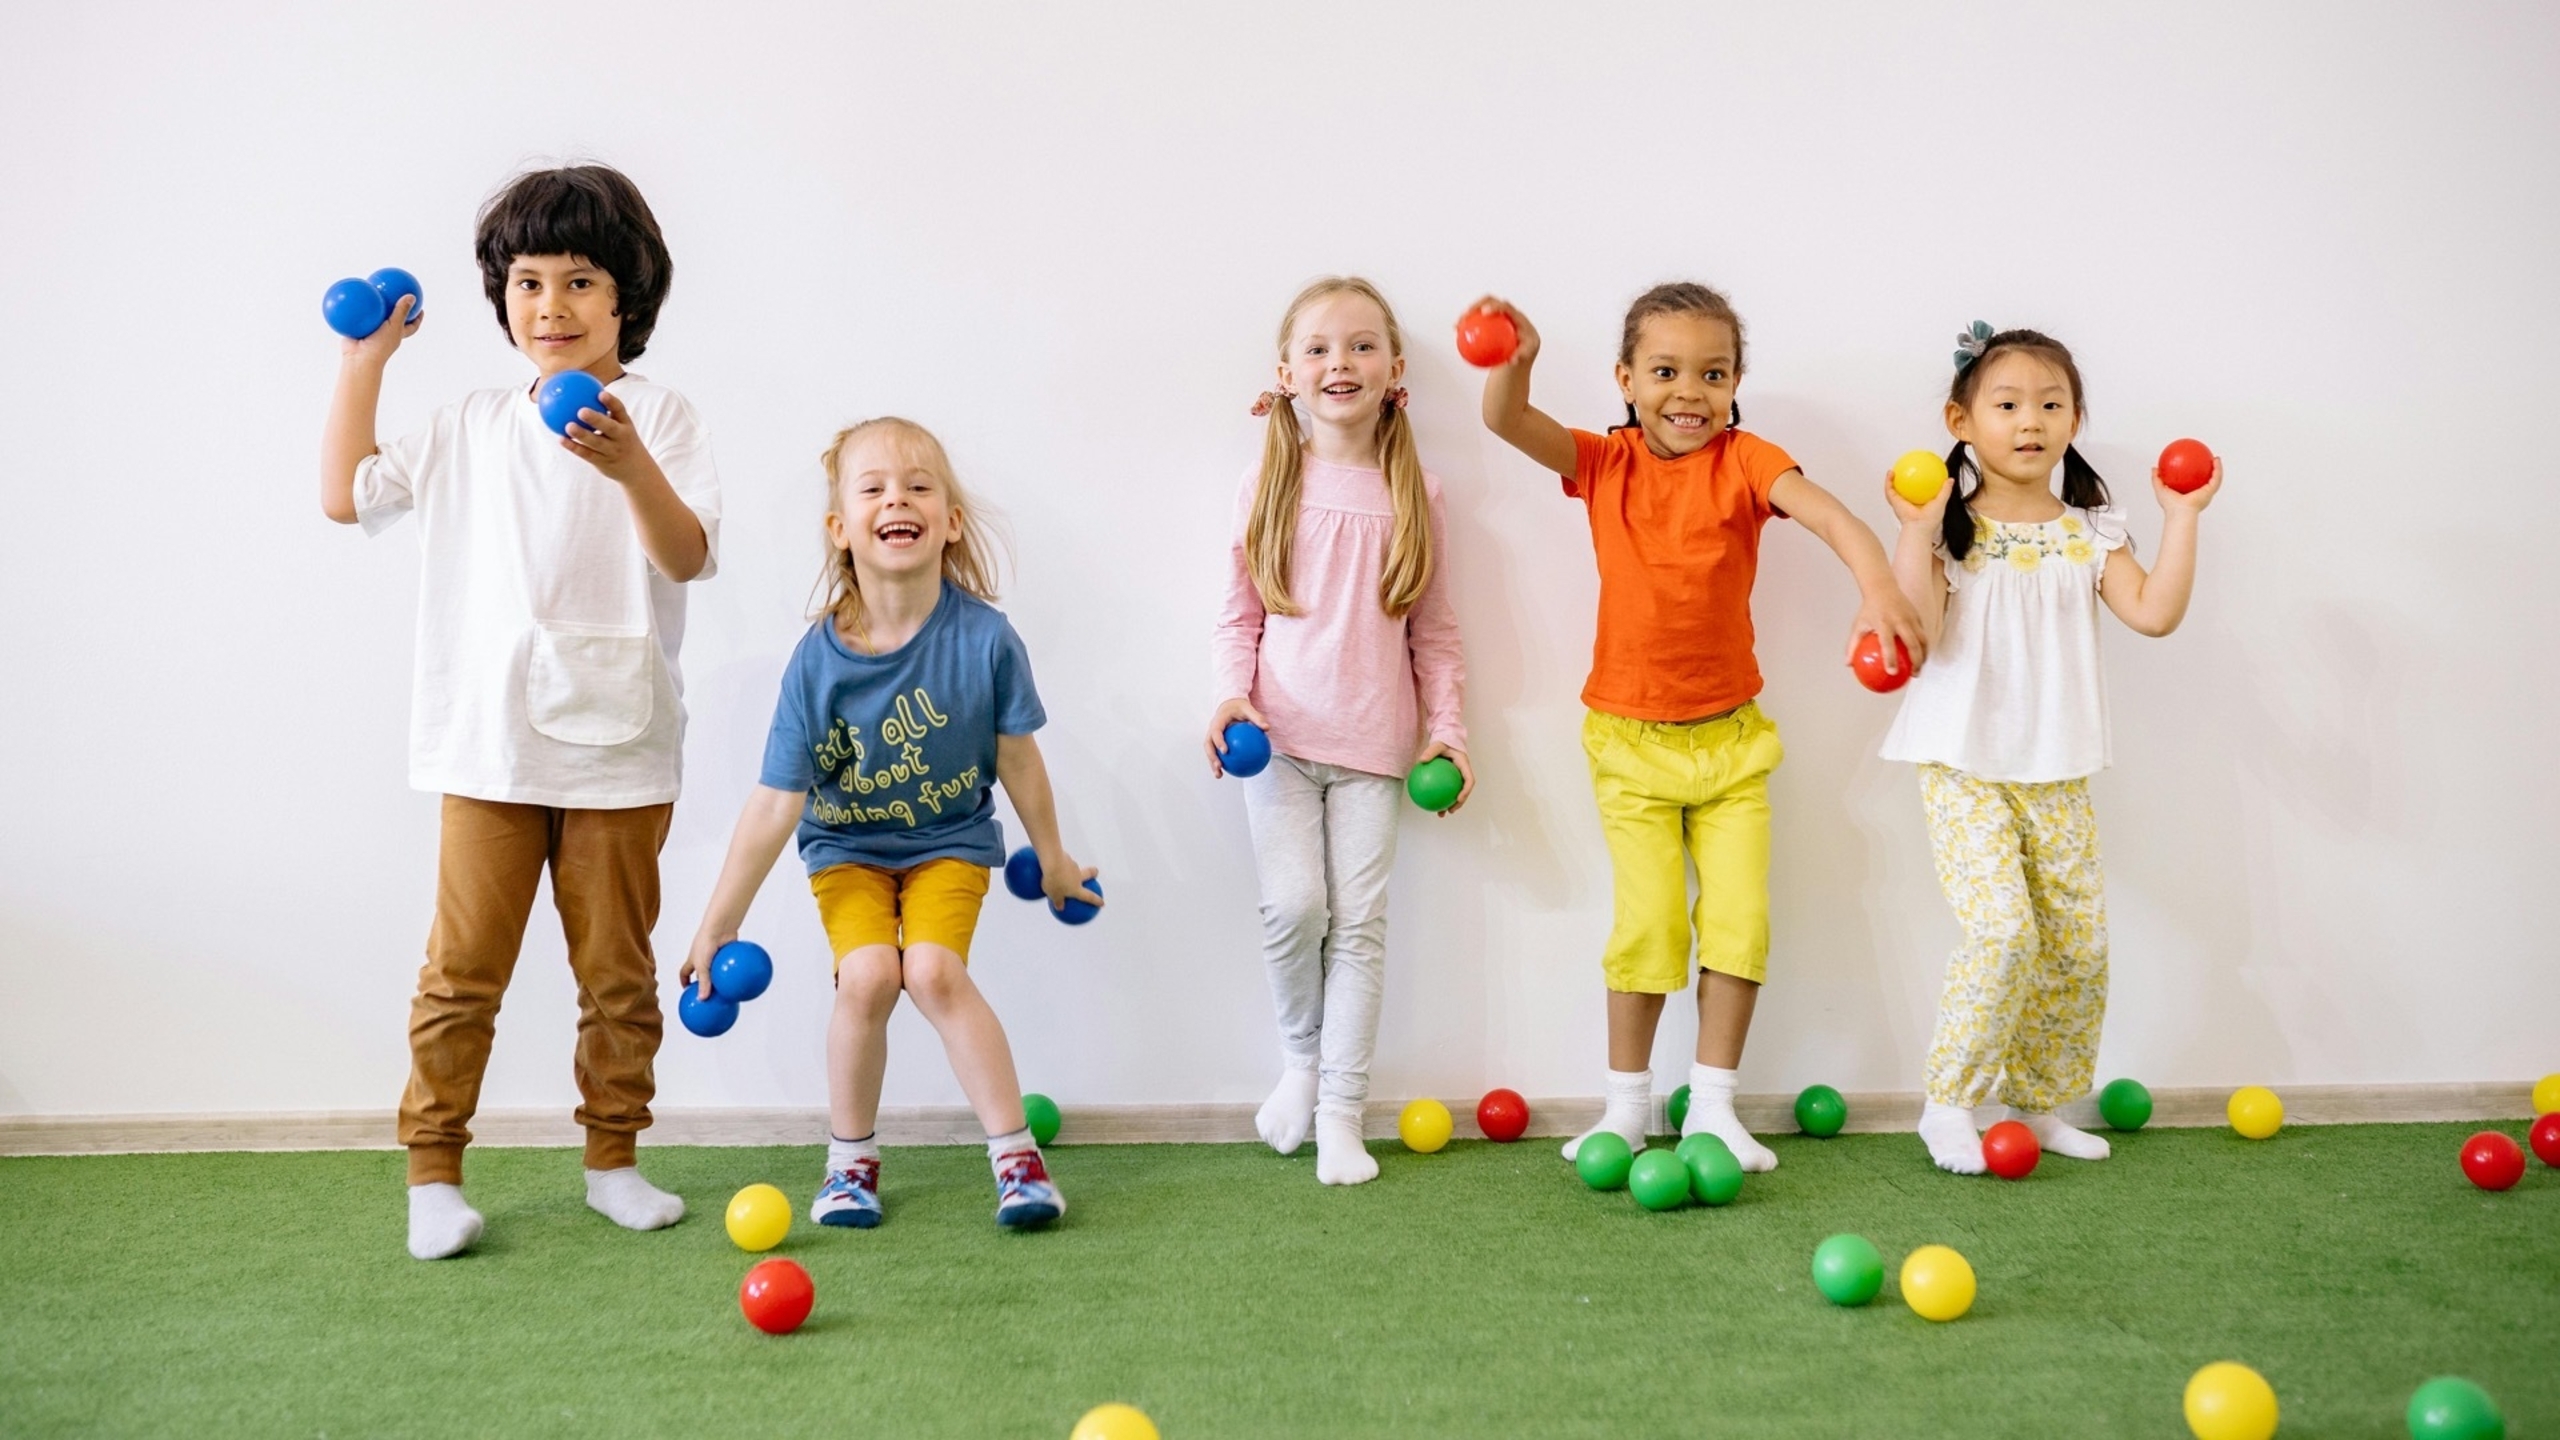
1474, 283, 1927, 1172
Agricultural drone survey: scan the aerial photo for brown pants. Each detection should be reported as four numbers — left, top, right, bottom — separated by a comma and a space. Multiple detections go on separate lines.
399, 796, 674, 1185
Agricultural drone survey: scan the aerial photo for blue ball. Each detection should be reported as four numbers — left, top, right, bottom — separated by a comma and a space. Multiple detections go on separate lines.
1003, 845, 1045, 902
710, 940, 773, 1003
1056, 875, 1103, 926
536, 369, 606, 436
367, 266, 424, 324
1220, 720, 1271, 778
321, 277, 389, 339
676, 982, 738, 1038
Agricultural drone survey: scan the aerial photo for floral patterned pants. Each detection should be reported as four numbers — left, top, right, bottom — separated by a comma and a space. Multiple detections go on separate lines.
1918, 764, 2109, 1112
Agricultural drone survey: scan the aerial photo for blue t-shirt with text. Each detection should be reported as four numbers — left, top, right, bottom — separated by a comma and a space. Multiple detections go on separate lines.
759, 586, 1045, 873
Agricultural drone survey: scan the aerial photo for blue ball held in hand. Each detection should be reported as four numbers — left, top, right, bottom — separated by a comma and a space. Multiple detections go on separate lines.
677, 981, 738, 1038
536, 369, 606, 436
1004, 845, 1103, 925
320, 267, 425, 339
710, 940, 773, 1003
1220, 720, 1271, 778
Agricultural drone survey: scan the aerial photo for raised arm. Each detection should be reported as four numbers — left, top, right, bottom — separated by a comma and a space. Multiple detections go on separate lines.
1470, 298, 1578, 477
995, 733, 1100, 912
1770, 469, 1930, 675
1881, 466, 1955, 648
681, 784, 806, 995
318, 297, 418, 524
2099, 460, 2220, 637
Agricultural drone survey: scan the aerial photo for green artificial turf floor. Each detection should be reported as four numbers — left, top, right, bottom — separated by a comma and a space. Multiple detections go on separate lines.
2, 1123, 2552, 1438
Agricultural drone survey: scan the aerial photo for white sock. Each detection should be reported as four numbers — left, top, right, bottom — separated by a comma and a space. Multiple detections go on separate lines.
1256, 1066, 1318, 1156
1683, 1064, 1777, 1173
406, 1182, 483, 1260
1919, 1100, 1987, 1174
2018, 1108, 2111, 1160
1562, 1068, 1652, 1161
1313, 1105, 1378, 1186
986, 1127, 1036, 1168
1974, 1103, 2011, 1130
827, 1133, 880, 1171
584, 1167, 685, 1231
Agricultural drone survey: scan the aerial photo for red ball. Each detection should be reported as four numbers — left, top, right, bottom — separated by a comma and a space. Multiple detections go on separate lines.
2527, 1112, 2560, 1168
2157, 437, 2216, 494
1455, 308, 1519, 368
2460, 1131, 2526, 1192
739, 1257, 814, 1334
1851, 633, 1912, 693
1476, 1088, 1530, 1143
1982, 1119, 2041, 1179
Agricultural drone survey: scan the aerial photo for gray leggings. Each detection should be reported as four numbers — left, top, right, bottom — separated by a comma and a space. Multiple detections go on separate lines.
1241, 753, 1402, 1112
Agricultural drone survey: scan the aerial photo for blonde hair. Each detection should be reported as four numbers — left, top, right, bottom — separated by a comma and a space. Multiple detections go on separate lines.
1247, 276, 1433, 618
812, 417, 1006, 634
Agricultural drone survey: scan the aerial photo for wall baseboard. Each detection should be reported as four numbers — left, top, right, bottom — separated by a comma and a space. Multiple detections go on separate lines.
0, 1082, 2533, 1157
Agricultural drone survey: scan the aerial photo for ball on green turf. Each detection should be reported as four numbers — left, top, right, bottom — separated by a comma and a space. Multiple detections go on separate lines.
1809, 1233, 1884, 1306
1628, 1149, 1690, 1210
2097, 1077, 2152, 1131
1666, 1084, 1690, 1133
2406, 1376, 2504, 1440
1022, 1092, 1062, 1147
1794, 1084, 1847, 1137
1684, 1137, 1742, 1206
1575, 1130, 1634, 1191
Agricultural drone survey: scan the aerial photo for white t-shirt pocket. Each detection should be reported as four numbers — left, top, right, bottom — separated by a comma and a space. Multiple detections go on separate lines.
524, 621, 657, 747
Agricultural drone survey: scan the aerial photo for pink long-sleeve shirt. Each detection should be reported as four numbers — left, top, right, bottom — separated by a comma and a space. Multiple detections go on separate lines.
1211, 457, 1467, 779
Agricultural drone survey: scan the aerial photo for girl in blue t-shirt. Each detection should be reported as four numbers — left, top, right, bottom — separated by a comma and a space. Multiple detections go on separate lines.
685, 416, 1101, 1231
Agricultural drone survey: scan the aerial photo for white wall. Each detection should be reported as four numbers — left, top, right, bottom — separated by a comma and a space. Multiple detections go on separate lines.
3, 3, 2554, 1121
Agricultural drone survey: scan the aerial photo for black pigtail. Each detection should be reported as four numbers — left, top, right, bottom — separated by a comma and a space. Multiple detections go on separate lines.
1939, 442, 1975, 562
2059, 443, 2111, 512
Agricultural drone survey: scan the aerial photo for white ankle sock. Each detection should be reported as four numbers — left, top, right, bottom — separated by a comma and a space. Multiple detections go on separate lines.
827, 1133, 880, 1171
1313, 1106, 1378, 1186
1682, 1064, 1777, 1173
584, 1167, 685, 1231
985, 1127, 1037, 1169
1919, 1101, 1987, 1174
1562, 1069, 1651, 1161
2018, 1109, 2111, 1160
1974, 1103, 2011, 1130
407, 1182, 483, 1260
1256, 1066, 1318, 1156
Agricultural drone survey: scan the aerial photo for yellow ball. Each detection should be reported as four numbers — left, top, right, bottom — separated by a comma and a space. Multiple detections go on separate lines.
1398, 1098, 1453, 1153
1890, 449, 1950, 505
724, 1183, 792, 1253
1070, 1402, 1159, 1440
2227, 1086, 2284, 1140
1898, 1243, 1976, 1322
2533, 1072, 2560, 1116
2183, 1361, 2278, 1440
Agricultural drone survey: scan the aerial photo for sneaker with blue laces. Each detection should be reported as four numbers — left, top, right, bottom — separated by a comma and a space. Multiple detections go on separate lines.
993, 1148, 1063, 1230
811, 1157, 882, 1228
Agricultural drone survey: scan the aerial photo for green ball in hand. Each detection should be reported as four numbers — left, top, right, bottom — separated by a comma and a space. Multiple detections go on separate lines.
1810, 1234, 1885, 1306
1022, 1092, 1062, 1147
1574, 1130, 1634, 1191
2097, 1078, 2152, 1132
1628, 1150, 1691, 1211
1406, 757, 1463, 811
1794, 1084, 1847, 1137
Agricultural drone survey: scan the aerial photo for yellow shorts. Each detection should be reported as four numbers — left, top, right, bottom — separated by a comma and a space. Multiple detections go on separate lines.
810, 858, 991, 967
1581, 704, 1784, 992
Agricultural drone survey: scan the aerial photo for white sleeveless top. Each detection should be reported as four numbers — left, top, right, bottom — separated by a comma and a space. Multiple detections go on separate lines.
1879, 504, 2129, 783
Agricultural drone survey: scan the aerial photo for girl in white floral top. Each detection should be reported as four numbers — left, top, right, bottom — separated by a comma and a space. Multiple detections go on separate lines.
1879, 327, 2220, 1175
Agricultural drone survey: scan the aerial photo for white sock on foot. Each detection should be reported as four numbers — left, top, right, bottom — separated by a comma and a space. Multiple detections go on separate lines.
407, 1182, 483, 1260
585, 1167, 685, 1231
1562, 1069, 1651, 1162
1256, 1066, 1318, 1156
1314, 1106, 1378, 1186
2018, 1109, 2111, 1160
1974, 1103, 2012, 1130
828, 1133, 881, 1171
1919, 1101, 1987, 1174
1683, 1064, 1777, 1173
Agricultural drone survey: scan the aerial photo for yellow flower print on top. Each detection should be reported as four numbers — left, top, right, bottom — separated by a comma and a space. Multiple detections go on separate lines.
2007, 545, 2042, 573
2063, 537, 2096, 566
2059, 516, 2084, 537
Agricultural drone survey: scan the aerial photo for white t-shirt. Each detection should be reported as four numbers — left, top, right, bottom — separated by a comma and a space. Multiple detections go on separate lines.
1879, 505, 2127, 783
354, 374, 722, 808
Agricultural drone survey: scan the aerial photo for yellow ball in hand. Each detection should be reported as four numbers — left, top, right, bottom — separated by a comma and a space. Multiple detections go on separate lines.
2532, 1072, 2560, 1116
2183, 1361, 2278, 1440
724, 1183, 792, 1253
1398, 1098, 1453, 1154
1071, 1402, 1159, 1440
2227, 1086, 2284, 1140
1898, 1243, 1975, 1322
1891, 449, 1950, 505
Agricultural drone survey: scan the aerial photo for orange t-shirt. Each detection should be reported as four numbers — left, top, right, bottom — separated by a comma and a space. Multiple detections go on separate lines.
1563, 425, 1798, 721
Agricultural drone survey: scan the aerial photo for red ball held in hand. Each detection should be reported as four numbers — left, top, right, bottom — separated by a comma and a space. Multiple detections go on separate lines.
1851, 633, 1912, 693
2157, 437, 2216, 494
1455, 308, 1519, 368
1981, 1119, 2041, 1179
2459, 1131, 2525, 1192
1476, 1088, 1530, 1143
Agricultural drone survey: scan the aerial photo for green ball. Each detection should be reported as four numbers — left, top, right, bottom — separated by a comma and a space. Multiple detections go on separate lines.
2097, 1078, 2153, 1132
2407, 1377, 2505, 1440
1022, 1092, 1061, 1147
1809, 1233, 1885, 1306
1574, 1130, 1634, 1191
1405, 757, 1463, 811
1627, 1150, 1691, 1211
1794, 1084, 1847, 1138
1672, 1132, 1728, 1169
1684, 1139, 1742, 1206
1666, 1084, 1691, 1134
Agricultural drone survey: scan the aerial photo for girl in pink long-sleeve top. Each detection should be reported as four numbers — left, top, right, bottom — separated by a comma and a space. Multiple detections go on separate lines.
1205, 276, 1471, 1186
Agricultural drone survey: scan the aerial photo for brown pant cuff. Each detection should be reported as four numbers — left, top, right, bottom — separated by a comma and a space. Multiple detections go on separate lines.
584, 1129, 639, 1172
407, 1144, 465, 1186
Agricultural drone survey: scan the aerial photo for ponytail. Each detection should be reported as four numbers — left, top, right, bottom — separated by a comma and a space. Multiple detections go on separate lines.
1941, 440, 2113, 563
1374, 398, 1433, 617
1244, 393, 1307, 616
1939, 326, 2101, 562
